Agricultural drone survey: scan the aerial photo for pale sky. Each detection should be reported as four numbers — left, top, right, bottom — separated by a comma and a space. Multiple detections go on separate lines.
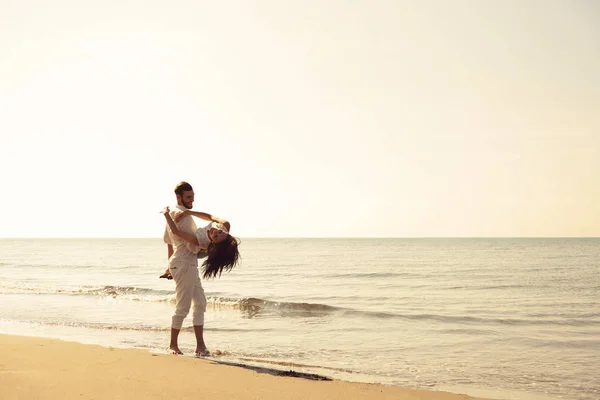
0, 0, 598, 238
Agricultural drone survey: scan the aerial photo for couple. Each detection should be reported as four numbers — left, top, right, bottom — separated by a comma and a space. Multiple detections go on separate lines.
160, 181, 240, 356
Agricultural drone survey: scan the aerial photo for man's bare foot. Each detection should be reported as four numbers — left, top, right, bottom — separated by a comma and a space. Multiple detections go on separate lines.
195, 347, 210, 357
169, 347, 183, 355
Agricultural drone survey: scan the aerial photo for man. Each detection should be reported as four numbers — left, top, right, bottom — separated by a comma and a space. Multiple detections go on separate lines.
162, 181, 209, 356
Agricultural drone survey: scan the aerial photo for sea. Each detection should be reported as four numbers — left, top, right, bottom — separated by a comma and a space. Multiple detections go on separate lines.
0, 238, 598, 400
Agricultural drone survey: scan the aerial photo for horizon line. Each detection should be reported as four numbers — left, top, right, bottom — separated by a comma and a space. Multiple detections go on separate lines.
1, 236, 599, 240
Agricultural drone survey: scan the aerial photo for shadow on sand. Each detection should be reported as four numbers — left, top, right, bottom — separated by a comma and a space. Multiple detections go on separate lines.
209, 359, 332, 381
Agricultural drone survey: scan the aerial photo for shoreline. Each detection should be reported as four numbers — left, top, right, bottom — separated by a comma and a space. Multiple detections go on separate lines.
1, 334, 489, 400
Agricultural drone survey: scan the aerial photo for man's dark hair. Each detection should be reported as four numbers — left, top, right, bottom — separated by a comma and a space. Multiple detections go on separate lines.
174, 181, 193, 196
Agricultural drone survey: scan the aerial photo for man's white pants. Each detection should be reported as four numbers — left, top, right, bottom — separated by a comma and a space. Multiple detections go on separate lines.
169, 260, 206, 329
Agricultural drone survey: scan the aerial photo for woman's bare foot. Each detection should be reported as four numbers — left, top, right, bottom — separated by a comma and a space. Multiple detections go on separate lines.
169, 347, 183, 355
159, 269, 173, 280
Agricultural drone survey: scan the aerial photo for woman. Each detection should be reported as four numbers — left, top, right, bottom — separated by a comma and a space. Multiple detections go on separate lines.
161, 207, 241, 279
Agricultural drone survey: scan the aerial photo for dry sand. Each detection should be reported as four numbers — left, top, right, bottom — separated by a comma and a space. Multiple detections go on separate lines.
0, 334, 489, 400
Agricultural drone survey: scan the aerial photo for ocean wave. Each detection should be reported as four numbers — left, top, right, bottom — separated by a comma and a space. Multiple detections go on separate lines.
0, 283, 176, 303
2, 282, 597, 326
342, 309, 599, 326
202, 296, 343, 318
0, 282, 342, 317
436, 284, 529, 291
318, 272, 422, 279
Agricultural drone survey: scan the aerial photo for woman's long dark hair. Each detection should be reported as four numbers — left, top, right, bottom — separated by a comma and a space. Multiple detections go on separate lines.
201, 235, 241, 279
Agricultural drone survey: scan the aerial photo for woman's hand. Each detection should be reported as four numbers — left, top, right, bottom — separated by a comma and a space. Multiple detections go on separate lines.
161, 206, 170, 215
174, 210, 190, 223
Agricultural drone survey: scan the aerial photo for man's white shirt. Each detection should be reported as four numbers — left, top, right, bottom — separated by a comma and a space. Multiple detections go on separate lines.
163, 205, 201, 262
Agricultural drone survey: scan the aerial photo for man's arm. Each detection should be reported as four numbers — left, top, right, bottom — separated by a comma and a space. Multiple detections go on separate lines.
176, 210, 230, 232
160, 227, 174, 279
193, 211, 229, 230
163, 225, 174, 257
159, 244, 174, 278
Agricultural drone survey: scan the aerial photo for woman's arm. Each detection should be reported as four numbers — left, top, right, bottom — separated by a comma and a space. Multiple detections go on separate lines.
161, 207, 200, 245
176, 210, 231, 231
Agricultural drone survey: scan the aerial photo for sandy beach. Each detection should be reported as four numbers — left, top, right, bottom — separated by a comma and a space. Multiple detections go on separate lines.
0, 334, 489, 400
